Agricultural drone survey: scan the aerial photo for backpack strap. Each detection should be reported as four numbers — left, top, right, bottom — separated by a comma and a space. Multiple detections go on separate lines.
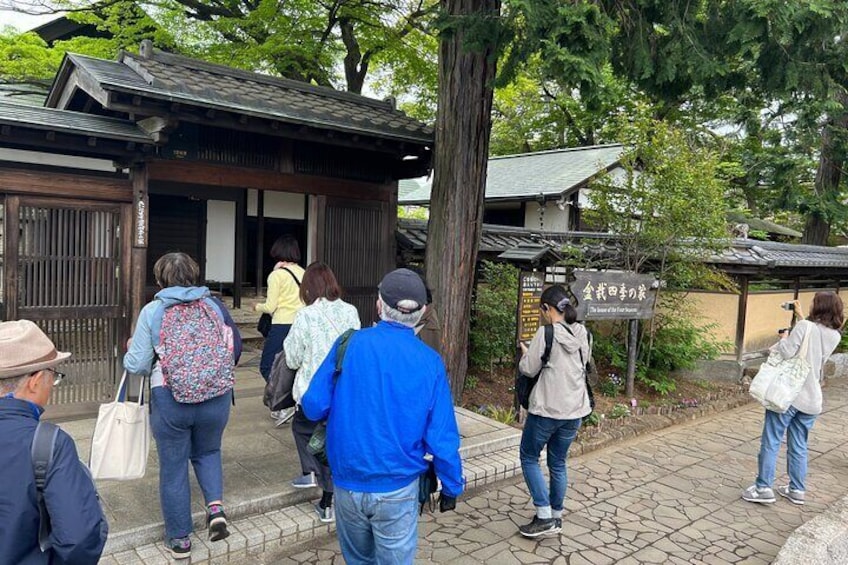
31, 421, 59, 552
334, 329, 357, 375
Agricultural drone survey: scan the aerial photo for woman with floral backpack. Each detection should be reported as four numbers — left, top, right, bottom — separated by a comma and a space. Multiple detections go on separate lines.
124, 252, 242, 560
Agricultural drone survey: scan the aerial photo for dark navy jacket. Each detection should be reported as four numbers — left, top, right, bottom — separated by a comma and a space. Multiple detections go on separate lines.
0, 397, 108, 565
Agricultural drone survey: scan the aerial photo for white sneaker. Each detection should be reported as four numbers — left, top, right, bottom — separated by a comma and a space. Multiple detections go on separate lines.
777, 485, 805, 505
274, 407, 296, 427
269, 410, 280, 420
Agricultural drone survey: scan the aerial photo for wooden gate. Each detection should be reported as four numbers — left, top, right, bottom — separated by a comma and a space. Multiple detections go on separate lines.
3, 196, 130, 405
320, 197, 394, 325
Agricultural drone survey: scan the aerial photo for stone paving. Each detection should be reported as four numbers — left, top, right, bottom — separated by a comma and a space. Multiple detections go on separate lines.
263, 378, 848, 565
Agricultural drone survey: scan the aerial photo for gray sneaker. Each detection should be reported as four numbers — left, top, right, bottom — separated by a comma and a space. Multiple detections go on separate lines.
742, 484, 776, 504
274, 407, 296, 427
291, 472, 318, 489
316, 503, 335, 523
777, 485, 805, 505
518, 516, 560, 538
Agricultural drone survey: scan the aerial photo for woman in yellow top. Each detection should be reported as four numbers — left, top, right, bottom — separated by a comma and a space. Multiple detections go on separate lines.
255, 236, 305, 423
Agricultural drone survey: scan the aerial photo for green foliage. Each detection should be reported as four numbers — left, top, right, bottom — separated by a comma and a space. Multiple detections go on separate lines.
469, 261, 519, 372
582, 412, 601, 426
596, 373, 623, 397
608, 403, 630, 419
590, 299, 729, 396
477, 404, 517, 425
397, 206, 429, 220
464, 374, 479, 391
587, 116, 730, 274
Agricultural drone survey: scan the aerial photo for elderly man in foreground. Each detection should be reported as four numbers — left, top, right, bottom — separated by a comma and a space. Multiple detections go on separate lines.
0, 320, 108, 564
302, 268, 464, 564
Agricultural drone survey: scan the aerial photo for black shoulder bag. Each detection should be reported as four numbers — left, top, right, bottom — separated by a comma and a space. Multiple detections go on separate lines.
257, 267, 301, 337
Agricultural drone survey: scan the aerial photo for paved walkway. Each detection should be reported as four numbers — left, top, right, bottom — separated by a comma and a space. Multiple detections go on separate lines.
267, 378, 848, 565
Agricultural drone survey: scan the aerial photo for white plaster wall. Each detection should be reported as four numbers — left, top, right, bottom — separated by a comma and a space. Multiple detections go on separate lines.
247, 189, 305, 219
524, 201, 571, 232
205, 200, 235, 282
0, 147, 119, 173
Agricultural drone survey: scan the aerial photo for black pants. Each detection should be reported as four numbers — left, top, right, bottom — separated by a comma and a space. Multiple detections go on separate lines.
292, 407, 334, 493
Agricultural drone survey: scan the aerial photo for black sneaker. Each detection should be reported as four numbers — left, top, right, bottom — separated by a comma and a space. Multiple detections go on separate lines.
207, 504, 230, 542
518, 516, 560, 538
554, 517, 562, 530
166, 536, 191, 559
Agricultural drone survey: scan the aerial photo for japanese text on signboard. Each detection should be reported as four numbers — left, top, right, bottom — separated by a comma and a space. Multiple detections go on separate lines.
517, 271, 545, 342
570, 271, 657, 320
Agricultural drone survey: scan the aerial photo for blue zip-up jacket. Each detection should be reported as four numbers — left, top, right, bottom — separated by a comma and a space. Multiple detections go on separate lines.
302, 321, 464, 497
124, 286, 242, 376
0, 398, 108, 565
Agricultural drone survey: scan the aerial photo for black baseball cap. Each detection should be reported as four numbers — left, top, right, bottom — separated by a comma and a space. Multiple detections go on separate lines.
378, 268, 428, 313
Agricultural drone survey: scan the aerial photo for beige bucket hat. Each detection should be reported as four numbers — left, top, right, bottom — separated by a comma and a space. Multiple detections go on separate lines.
0, 320, 72, 379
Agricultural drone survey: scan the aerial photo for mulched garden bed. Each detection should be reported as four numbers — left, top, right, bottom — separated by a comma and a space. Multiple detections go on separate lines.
462, 363, 749, 435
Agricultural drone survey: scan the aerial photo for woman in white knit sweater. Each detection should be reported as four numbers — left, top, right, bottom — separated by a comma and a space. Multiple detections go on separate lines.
743, 292, 844, 506
283, 262, 361, 523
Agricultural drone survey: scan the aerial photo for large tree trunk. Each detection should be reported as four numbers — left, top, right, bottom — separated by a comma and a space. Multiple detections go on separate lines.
803, 90, 848, 245
426, 0, 501, 401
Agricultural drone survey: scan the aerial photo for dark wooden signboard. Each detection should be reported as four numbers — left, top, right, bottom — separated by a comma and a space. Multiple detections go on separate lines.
570, 270, 657, 320
517, 271, 545, 342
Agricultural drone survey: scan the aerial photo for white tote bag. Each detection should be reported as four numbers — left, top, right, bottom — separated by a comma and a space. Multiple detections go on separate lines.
749, 321, 814, 413
89, 371, 150, 481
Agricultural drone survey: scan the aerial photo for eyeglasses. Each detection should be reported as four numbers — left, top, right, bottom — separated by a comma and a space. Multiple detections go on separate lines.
44, 368, 65, 386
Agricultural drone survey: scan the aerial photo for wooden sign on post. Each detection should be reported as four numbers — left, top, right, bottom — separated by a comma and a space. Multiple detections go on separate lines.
517, 271, 545, 343
569, 270, 657, 320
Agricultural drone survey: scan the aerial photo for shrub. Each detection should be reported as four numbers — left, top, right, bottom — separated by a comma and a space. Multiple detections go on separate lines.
608, 403, 630, 419
477, 404, 517, 424
469, 261, 519, 373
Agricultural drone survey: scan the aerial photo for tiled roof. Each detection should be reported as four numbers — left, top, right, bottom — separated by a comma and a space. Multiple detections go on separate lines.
708, 239, 848, 269
399, 144, 625, 204
0, 100, 154, 143
53, 46, 432, 145
398, 219, 848, 271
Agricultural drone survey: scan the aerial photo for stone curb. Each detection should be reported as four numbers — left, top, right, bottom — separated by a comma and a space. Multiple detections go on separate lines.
774, 495, 848, 565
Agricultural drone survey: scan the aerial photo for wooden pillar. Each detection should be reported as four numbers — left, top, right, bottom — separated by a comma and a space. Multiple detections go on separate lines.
233, 190, 246, 309
3, 196, 20, 321
255, 190, 265, 296
130, 165, 149, 329
735, 275, 749, 364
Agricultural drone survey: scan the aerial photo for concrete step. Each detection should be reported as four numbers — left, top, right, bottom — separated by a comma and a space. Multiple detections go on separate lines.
100, 445, 523, 565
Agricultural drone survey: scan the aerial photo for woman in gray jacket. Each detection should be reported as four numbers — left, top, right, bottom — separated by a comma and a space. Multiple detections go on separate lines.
742, 291, 843, 506
517, 285, 591, 538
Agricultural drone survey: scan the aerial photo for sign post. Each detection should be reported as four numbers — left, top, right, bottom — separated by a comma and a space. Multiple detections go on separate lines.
514, 271, 545, 418
570, 270, 657, 397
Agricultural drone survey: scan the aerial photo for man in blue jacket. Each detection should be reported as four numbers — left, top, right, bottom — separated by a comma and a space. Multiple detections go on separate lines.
0, 320, 108, 564
302, 268, 464, 564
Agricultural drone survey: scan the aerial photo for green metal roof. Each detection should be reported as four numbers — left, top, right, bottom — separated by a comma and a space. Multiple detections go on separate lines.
399, 144, 624, 204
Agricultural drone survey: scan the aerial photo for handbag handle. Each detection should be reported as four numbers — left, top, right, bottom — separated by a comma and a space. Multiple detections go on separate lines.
796, 321, 814, 360
115, 371, 146, 406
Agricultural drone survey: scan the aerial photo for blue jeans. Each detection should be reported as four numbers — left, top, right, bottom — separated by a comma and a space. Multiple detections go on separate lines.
150, 386, 232, 539
259, 323, 291, 382
334, 479, 419, 564
756, 407, 817, 492
520, 413, 581, 514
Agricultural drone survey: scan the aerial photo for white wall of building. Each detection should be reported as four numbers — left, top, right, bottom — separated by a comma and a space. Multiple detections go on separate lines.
247, 189, 305, 219
205, 200, 236, 282
0, 147, 119, 173
524, 201, 571, 232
